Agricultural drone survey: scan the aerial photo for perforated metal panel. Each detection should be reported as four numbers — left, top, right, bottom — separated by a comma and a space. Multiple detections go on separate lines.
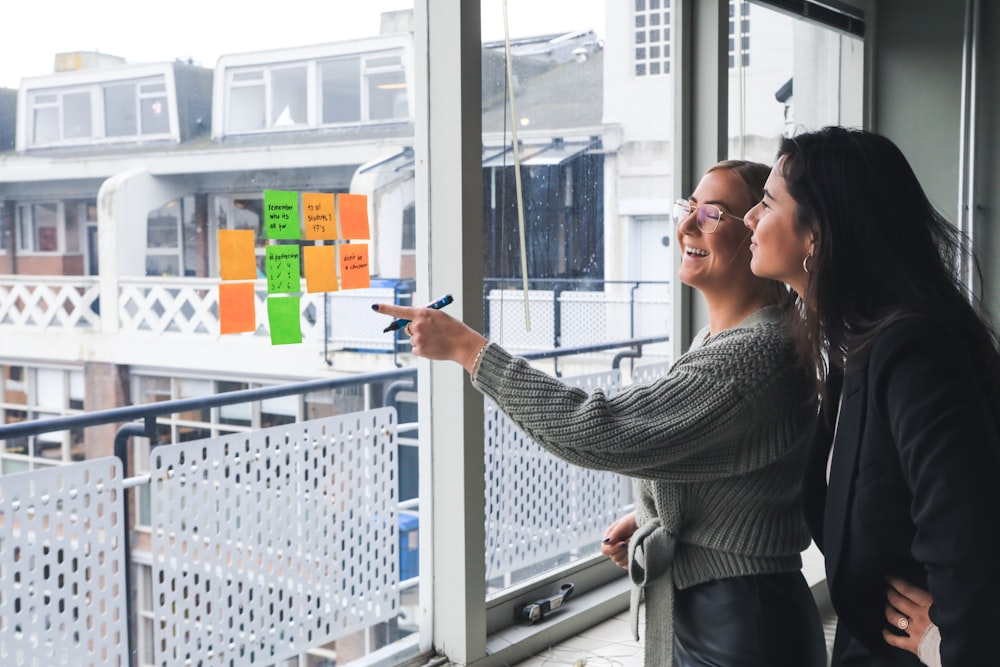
0, 458, 128, 667
484, 370, 633, 580
149, 409, 399, 666
487, 289, 557, 352
631, 360, 673, 385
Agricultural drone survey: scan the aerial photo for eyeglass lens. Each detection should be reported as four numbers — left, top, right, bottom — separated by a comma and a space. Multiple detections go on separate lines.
673, 201, 722, 232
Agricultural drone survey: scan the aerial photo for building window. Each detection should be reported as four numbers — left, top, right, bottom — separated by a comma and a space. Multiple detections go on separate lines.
225, 63, 309, 131
729, 0, 751, 68
634, 0, 670, 76
27, 76, 172, 147
321, 52, 407, 125
105, 80, 171, 137
364, 54, 408, 120
216, 195, 266, 276
0, 364, 84, 474
17, 202, 64, 253
146, 201, 183, 277
224, 49, 409, 134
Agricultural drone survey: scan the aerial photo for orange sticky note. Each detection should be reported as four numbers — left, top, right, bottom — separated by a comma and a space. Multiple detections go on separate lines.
338, 243, 371, 290
302, 193, 338, 240
303, 245, 339, 293
218, 230, 257, 280
219, 282, 256, 334
338, 194, 370, 240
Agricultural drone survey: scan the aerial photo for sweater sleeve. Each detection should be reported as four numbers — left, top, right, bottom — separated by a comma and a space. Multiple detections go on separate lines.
471, 321, 810, 481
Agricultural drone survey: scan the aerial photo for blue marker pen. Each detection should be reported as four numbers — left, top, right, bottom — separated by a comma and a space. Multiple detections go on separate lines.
383, 294, 454, 333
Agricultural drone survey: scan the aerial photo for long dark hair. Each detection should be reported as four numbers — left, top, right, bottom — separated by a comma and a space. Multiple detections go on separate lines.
776, 126, 999, 403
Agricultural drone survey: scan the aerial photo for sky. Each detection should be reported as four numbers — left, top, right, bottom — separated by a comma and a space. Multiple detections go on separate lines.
0, 1, 606, 89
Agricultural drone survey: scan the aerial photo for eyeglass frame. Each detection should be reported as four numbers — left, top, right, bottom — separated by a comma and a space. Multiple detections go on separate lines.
672, 199, 745, 233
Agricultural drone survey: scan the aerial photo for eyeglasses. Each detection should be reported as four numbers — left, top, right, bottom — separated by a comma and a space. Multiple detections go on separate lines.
672, 199, 744, 233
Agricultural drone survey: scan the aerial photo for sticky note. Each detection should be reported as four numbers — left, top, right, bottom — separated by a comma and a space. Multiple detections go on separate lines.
218, 230, 258, 280
304, 245, 339, 293
219, 282, 257, 334
302, 193, 338, 240
338, 194, 370, 240
339, 243, 371, 290
266, 296, 302, 345
266, 244, 301, 294
263, 190, 301, 240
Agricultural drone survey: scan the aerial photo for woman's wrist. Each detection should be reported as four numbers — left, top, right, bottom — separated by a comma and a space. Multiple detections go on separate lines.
469, 339, 490, 378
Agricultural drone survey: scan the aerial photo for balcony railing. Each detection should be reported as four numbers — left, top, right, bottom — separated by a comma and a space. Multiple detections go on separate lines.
0, 336, 669, 666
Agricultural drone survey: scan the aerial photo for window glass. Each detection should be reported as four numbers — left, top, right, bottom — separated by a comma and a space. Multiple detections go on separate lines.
139, 81, 170, 134
0, 365, 84, 470
366, 54, 407, 120
146, 201, 183, 276
105, 83, 139, 136
228, 71, 266, 131
321, 57, 362, 124
33, 105, 59, 144
218, 195, 265, 275
62, 90, 93, 139
17, 202, 62, 253
481, 0, 637, 600
728, 2, 864, 161
271, 65, 308, 126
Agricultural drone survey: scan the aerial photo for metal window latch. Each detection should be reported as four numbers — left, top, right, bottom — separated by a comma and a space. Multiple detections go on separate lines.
518, 582, 575, 624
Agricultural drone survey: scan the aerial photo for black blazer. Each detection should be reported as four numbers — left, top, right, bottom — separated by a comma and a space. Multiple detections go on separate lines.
803, 317, 1000, 666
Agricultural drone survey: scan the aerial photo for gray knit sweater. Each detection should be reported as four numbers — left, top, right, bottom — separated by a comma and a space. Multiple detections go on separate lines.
472, 306, 816, 665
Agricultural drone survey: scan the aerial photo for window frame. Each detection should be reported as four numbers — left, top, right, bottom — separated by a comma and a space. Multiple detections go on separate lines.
24, 74, 174, 148
16, 201, 66, 254
217, 39, 412, 137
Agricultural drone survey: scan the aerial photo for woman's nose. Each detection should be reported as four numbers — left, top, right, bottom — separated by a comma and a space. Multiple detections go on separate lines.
743, 204, 759, 229
677, 209, 698, 233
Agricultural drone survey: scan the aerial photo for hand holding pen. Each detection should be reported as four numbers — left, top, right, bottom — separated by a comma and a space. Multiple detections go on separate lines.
382, 294, 454, 333
372, 296, 488, 373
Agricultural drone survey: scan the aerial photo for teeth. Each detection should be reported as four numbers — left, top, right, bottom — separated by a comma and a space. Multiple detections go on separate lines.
686, 247, 709, 257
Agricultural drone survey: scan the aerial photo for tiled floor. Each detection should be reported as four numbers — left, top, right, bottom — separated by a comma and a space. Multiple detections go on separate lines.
511, 609, 644, 667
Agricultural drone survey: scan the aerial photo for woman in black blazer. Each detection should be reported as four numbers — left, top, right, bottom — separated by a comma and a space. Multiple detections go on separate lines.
742, 126, 1000, 666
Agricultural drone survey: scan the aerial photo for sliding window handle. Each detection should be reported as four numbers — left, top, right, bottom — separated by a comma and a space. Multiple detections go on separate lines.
518, 582, 575, 624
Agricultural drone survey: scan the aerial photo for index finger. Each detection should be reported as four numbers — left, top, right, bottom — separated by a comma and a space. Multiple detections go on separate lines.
886, 576, 933, 607
372, 303, 420, 320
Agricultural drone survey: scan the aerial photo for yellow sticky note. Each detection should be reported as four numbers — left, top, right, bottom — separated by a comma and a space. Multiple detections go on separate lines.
218, 230, 258, 280
304, 245, 339, 293
302, 193, 338, 240
338, 194, 370, 240
219, 282, 256, 334
339, 243, 371, 290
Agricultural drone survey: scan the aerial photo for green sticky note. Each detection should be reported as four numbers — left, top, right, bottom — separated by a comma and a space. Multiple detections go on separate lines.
263, 190, 301, 240
266, 245, 301, 294
267, 296, 302, 345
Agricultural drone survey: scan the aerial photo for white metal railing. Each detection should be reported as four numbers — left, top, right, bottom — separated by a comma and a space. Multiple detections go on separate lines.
0, 277, 674, 359
0, 276, 101, 329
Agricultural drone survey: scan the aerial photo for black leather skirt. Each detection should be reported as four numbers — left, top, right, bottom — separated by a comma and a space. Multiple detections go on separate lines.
672, 571, 827, 667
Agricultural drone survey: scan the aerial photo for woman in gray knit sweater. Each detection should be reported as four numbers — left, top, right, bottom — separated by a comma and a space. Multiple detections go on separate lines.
374, 161, 825, 666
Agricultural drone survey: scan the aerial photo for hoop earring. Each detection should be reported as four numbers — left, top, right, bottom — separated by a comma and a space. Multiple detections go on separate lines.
802, 253, 812, 274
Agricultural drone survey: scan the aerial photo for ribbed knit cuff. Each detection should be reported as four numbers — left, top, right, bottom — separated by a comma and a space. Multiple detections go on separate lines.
917, 623, 941, 667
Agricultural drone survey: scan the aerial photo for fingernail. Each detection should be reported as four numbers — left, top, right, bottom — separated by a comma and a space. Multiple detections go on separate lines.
371, 304, 379, 311
618, 542, 627, 549
602, 537, 610, 543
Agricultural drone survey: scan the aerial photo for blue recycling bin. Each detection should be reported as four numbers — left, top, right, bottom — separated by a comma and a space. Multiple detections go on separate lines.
398, 511, 419, 580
